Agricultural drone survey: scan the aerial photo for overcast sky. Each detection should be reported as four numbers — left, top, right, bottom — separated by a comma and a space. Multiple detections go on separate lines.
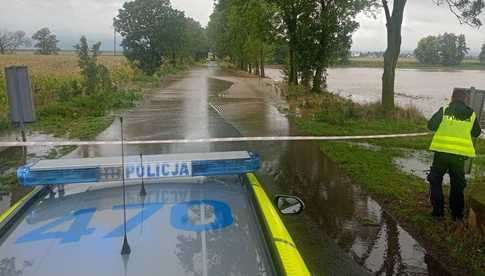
0, 0, 484, 54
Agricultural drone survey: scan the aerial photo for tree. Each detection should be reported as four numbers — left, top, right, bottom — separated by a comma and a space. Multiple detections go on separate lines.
456, 34, 468, 64
32, 28, 60, 55
380, 0, 484, 114
305, 0, 370, 92
245, 0, 273, 77
184, 18, 209, 61
114, 0, 208, 75
414, 36, 441, 64
270, 0, 312, 84
74, 36, 103, 95
415, 33, 469, 65
0, 30, 31, 54
207, 0, 273, 77
439, 33, 468, 65
480, 43, 485, 64
114, 0, 170, 74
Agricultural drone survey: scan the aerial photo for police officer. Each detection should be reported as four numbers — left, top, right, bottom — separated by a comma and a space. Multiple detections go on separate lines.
427, 90, 482, 221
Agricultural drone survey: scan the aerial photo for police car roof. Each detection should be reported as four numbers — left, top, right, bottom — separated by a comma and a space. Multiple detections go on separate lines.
0, 176, 276, 276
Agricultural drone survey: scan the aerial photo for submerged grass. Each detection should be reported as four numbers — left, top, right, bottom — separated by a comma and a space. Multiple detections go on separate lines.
287, 86, 485, 275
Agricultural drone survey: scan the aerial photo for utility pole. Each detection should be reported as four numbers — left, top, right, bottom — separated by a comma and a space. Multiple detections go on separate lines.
114, 27, 117, 56
113, 18, 117, 56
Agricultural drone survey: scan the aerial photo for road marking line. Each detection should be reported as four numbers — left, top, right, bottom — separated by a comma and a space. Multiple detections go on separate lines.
209, 103, 223, 115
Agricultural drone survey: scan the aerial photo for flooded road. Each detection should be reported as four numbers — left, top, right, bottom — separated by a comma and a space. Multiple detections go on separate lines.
0, 64, 450, 275
266, 67, 485, 117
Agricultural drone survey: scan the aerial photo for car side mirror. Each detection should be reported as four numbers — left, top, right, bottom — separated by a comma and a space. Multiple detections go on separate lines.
274, 195, 305, 215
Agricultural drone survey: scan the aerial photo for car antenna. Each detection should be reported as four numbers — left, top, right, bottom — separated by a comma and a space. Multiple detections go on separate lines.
120, 117, 131, 256
139, 154, 147, 197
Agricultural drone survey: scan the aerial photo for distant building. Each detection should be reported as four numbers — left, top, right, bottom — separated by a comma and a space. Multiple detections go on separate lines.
351, 51, 362, 57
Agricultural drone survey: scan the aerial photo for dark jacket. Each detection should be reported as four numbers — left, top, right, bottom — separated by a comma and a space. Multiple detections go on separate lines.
427, 101, 482, 138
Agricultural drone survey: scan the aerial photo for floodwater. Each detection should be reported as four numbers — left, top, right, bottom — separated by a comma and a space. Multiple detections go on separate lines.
0, 133, 69, 212
266, 67, 485, 117
0, 64, 452, 275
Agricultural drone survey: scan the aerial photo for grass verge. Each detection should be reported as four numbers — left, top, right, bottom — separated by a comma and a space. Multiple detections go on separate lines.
30, 89, 141, 140
338, 57, 485, 70
287, 86, 485, 275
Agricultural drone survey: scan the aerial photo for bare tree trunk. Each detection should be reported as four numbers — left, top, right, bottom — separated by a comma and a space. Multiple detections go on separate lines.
255, 61, 260, 76
289, 46, 297, 84
301, 70, 312, 89
171, 52, 177, 67
260, 46, 265, 78
312, 67, 323, 92
381, 0, 407, 115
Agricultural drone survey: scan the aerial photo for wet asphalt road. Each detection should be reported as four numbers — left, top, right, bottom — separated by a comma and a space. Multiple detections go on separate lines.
55, 64, 446, 275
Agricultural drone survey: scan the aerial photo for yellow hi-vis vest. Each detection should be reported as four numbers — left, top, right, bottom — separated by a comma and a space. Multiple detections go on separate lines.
429, 106, 476, 157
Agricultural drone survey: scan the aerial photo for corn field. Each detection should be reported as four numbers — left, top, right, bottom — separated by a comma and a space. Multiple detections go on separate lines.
0, 54, 138, 127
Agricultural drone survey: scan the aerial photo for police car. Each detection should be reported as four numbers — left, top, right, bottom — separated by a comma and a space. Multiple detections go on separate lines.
0, 151, 310, 276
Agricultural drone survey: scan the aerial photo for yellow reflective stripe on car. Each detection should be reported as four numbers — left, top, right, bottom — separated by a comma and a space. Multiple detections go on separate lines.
247, 173, 311, 276
0, 189, 36, 224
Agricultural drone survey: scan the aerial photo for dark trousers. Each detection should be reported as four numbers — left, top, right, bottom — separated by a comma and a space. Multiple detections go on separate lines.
427, 152, 467, 219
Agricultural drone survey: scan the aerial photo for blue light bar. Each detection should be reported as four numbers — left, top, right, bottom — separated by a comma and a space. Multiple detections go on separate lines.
17, 151, 260, 187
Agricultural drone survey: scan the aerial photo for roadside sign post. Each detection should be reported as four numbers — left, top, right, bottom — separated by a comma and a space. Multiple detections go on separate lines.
4, 66, 36, 160
462, 87, 485, 232
468, 87, 485, 128
454, 87, 485, 174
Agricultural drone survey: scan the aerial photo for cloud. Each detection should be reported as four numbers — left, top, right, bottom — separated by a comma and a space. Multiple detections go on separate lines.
0, 0, 483, 52
353, 1, 485, 53
171, 0, 213, 27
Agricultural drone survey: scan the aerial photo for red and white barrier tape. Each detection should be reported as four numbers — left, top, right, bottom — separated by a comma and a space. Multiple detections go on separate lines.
0, 133, 431, 147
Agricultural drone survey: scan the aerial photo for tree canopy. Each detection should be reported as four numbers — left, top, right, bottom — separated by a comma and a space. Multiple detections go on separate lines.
0, 30, 31, 54
114, 0, 208, 75
208, 0, 273, 77
414, 33, 469, 66
414, 36, 441, 65
32, 28, 60, 55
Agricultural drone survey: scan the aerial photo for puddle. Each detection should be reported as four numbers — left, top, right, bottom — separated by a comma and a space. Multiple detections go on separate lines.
257, 140, 438, 275
0, 130, 71, 213
394, 150, 453, 185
